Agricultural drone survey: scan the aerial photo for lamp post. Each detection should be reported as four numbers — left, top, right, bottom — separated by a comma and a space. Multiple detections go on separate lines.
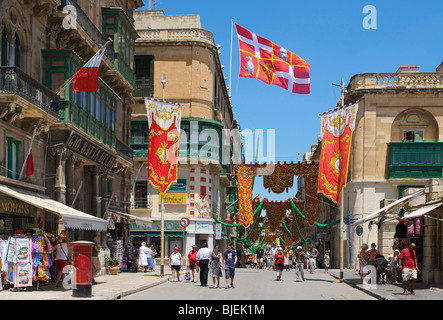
160, 74, 166, 277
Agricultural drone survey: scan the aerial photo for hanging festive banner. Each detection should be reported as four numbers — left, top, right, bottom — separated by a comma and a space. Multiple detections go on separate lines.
145, 98, 182, 194
318, 103, 359, 204
236, 165, 257, 228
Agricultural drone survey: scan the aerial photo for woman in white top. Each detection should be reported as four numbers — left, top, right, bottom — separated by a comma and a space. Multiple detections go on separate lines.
168, 246, 183, 282
138, 242, 149, 272
52, 235, 72, 287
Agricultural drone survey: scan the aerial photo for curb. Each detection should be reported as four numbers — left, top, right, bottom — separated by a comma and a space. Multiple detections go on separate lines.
328, 272, 386, 300
116, 277, 169, 299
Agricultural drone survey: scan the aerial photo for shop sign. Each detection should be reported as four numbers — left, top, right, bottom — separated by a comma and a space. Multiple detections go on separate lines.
0, 196, 34, 217
65, 132, 116, 169
169, 179, 187, 192
163, 193, 187, 205
215, 223, 222, 240
130, 220, 183, 232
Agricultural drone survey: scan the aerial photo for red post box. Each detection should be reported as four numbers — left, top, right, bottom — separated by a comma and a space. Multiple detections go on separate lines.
71, 241, 94, 298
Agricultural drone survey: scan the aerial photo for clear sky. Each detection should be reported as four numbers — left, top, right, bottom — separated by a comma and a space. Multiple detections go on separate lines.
139, 0, 443, 201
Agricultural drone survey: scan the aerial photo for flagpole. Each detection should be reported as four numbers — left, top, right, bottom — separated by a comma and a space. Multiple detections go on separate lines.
160, 74, 166, 278
338, 79, 345, 283
19, 127, 37, 181
229, 19, 234, 99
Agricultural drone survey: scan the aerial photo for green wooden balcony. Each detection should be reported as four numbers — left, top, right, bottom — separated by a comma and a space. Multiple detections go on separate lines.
390, 142, 443, 179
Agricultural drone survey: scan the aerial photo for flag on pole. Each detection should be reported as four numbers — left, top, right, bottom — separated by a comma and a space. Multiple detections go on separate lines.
72, 46, 107, 92
145, 98, 182, 194
318, 103, 359, 204
19, 127, 37, 180
235, 24, 311, 94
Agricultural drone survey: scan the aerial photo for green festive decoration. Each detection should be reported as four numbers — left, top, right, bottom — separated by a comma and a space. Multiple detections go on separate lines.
288, 198, 340, 228
281, 218, 293, 239
248, 233, 268, 253
213, 217, 240, 228
277, 231, 285, 246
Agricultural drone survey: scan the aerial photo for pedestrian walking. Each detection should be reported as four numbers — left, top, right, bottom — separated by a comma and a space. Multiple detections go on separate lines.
273, 246, 285, 281
308, 254, 316, 273
209, 245, 223, 289
196, 243, 212, 287
265, 246, 273, 269
146, 244, 154, 272
367, 243, 380, 267
358, 244, 369, 284
308, 244, 319, 269
255, 245, 264, 269
391, 243, 403, 285
324, 250, 330, 274
138, 242, 149, 273
168, 246, 183, 282
284, 247, 293, 271
399, 243, 420, 295
187, 244, 198, 283
271, 243, 277, 270
294, 246, 306, 282
91, 234, 101, 285
52, 235, 72, 287
222, 243, 237, 288
150, 244, 157, 271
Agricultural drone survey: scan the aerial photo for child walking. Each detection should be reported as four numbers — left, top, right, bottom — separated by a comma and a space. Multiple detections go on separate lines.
324, 250, 330, 274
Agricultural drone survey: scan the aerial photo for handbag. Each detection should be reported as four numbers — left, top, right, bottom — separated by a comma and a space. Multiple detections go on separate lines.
60, 245, 72, 265
184, 266, 191, 281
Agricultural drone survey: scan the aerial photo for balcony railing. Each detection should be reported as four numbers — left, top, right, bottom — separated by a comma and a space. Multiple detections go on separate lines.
116, 139, 134, 163
0, 67, 60, 118
349, 73, 443, 92
390, 142, 443, 179
59, 0, 114, 64
137, 28, 215, 46
133, 83, 154, 98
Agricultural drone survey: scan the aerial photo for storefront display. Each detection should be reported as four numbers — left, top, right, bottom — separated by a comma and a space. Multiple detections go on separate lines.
0, 231, 53, 290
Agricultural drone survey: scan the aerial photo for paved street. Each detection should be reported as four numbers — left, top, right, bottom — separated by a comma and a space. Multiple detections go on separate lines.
123, 268, 377, 300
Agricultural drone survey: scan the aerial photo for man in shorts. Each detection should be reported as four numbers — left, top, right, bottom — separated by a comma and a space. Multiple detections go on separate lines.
223, 243, 237, 288
399, 243, 420, 295
255, 245, 264, 269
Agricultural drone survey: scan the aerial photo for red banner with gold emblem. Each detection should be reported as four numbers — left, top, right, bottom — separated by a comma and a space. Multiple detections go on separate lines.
145, 99, 182, 194
236, 164, 256, 229
318, 103, 358, 204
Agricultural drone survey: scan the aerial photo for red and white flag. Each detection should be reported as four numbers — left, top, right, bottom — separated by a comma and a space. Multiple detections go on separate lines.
235, 24, 310, 94
72, 46, 107, 92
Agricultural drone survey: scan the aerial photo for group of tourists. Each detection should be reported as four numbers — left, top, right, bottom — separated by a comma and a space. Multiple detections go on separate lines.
167, 242, 238, 289
137, 242, 157, 272
356, 242, 419, 295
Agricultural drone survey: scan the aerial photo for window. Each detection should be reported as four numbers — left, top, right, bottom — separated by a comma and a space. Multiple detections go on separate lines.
1, 21, 8, 66
13, 33, 19, 67
404, 130, 424, 142
5, 137, 19, 180
134, 181, 148, 208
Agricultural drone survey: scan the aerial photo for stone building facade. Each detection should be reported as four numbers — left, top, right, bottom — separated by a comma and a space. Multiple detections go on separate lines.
0, 0, 143, 251
130, 10, 239, 262
330, 65, 443, 283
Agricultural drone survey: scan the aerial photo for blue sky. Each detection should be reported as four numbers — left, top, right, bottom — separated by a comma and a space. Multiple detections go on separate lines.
139, 0, 443, 200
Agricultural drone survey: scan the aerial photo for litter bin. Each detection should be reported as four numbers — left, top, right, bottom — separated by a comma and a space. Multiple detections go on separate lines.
71, 241, 94, 298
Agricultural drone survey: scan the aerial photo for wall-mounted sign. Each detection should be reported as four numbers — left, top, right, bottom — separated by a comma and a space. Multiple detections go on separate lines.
0, 196, 34, 217
130, 220, 183, 232
163, 193, 187, 205
169, 179, 187, 192
65, 131, 116, 169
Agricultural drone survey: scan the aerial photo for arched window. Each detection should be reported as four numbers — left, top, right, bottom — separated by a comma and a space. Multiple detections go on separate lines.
14, 33, 20, 67
1, 21, 8, 66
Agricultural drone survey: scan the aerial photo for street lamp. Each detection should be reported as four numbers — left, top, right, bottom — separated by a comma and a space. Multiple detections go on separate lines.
162, 74, 166, 102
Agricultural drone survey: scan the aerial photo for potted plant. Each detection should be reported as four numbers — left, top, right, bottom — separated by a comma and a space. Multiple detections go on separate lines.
105, 254, 120, 275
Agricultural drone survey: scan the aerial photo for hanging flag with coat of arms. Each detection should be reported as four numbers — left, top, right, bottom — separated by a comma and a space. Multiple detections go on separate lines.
235, 24, 311, 94
145, 98, 182, 194
318, 103, 359, 204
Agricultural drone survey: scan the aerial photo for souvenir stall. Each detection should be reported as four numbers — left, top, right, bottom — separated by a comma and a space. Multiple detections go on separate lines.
0, 229, 53, 291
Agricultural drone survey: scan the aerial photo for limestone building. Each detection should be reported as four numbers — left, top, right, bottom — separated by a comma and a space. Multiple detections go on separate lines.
334, 66, 443, 284
0, 0, 143, 246
130, 10, 240, 261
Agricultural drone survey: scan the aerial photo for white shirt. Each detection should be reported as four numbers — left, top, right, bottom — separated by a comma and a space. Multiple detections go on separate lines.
54, 243, 70, 261
196, 248, 212, 261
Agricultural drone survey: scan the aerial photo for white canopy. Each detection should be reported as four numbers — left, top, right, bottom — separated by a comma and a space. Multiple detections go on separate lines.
400, 202, 443, 221
0, 184, 108, 231
351, 189, 426, 226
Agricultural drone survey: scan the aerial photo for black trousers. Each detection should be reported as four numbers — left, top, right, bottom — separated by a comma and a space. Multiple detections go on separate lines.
199, 259, 210, 286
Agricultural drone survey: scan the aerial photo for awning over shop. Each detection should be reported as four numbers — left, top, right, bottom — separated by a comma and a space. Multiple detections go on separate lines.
400, 202, 443, 221
351, 189, 426, 226
130, 231, 185, 238
0, 184, 108, 231
107, 209, 153, 229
